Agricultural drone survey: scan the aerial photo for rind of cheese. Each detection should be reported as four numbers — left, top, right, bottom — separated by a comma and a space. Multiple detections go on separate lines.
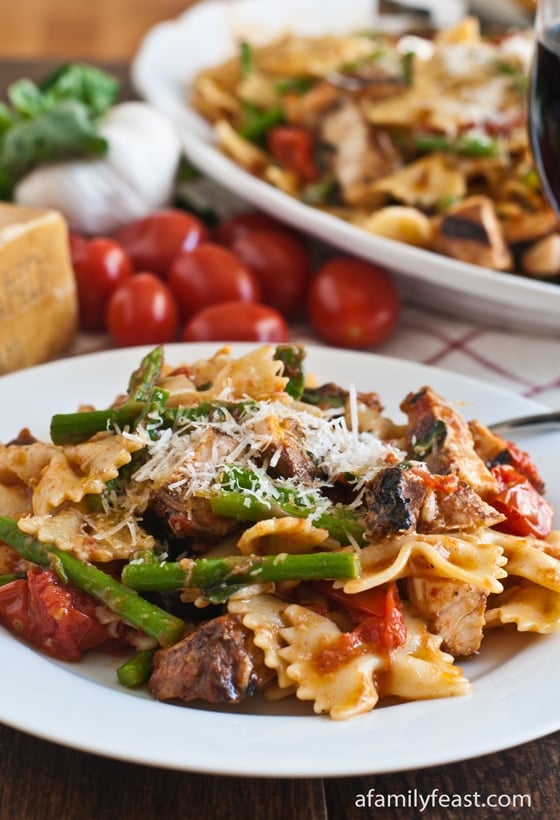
0, 203, 78, 374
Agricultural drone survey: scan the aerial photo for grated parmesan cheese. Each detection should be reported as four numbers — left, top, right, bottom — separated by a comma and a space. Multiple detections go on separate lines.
131, 399, 405, 506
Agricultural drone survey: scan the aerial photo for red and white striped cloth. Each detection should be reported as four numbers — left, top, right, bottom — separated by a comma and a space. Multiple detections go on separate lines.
377, 305, 560, 409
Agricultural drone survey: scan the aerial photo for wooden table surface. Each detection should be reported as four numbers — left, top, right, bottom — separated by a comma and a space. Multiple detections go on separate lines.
1, 57, 559, 820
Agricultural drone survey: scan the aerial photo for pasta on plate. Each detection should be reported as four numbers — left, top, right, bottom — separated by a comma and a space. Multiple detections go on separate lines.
191, 16, 560, 282
0, 343, 558, 720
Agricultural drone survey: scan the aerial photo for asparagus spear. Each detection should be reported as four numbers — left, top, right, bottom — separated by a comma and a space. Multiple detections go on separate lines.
210, 466, 367, 546
122, 551, 360, 592
49, 345, 166, 445
50, 402, 144, 445
50, 397, 256, 445
127, 344, 164, 402
0, 516, 186, 647
117, 649, 155, 688
274, 344, 306, 400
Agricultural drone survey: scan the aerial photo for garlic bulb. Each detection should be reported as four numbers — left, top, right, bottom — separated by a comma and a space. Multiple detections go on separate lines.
15, 102, 182, 235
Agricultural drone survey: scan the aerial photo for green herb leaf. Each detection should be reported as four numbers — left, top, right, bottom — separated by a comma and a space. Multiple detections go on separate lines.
239, 102, 285, 143
39, 62, 120, 117
240, 41, 254, 79
413, 420, 446, 458
0, 99, 108, 183
8, 79, 46, 118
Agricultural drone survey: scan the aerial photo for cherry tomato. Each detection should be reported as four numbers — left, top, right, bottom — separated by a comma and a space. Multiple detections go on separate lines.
115, 209, 209, 278
267, 125, 319, 182
214, 210, 297, 245
106, 272, 179, 347
490, 465, 554, 538
69, 234, 133, 331
494, 435, 546, 492
168, 243, 262, 320
182, 301, 289, 343
308, 257, 400, 349
68, 230, 88, 258
313, 584, 405, 672
231, 229, 311, 317
0, 568, 115, 661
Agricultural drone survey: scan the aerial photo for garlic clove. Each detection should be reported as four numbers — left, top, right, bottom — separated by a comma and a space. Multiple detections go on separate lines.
15, 102, 182, 236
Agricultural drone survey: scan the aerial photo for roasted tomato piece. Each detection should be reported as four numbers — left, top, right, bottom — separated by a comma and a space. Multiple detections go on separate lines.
0, 568, 118, 661
490, 465, 554, 538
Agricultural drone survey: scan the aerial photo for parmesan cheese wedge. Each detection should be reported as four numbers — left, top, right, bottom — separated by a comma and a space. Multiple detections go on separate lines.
0, 204, 78, 374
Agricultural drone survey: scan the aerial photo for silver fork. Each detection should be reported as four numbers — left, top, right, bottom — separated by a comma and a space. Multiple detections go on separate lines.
489, 411, 560, 436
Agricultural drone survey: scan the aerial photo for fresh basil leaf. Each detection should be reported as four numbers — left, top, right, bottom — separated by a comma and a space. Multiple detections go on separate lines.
0, 103, 13, 134
7, 79, 46, 118
0, 99, 108, 182
39, 63, 120, 117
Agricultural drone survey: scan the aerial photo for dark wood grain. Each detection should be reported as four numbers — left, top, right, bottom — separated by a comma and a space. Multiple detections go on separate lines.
0, 723, 327, 820
0, 57, 559, 820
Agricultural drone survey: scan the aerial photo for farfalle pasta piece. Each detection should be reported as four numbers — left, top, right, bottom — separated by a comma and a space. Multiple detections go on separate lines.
163, 345, 289, 406
18, 507, 155, 562
0, 441, 56, 485
0, 484, 31, 518
204, 345, 288, 401
236, 516, 339, 556
371, 155, 467, 210
486, 581, 560, 633
31, 435, 144, 516
278, 604, 384, 719
382, 607, 471, 701
486, 530, 560, 594
228, 590, 294, 689
343, 530, 507, 595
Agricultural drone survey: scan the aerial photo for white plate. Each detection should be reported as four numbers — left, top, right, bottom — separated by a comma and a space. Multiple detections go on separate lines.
131, 0, 560, 336
1, 342, 560, 777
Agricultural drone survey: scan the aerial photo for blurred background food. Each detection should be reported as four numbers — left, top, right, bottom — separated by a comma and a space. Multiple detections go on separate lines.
0, 1, 536, 60
0, 0, 541, 372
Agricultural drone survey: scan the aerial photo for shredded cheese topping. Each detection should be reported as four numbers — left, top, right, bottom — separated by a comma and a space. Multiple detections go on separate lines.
131, 399, 404, 505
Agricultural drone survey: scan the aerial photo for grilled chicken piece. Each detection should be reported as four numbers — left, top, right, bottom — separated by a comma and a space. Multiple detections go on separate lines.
401, 386, 497, 498
520, 233, 560, 278
363, 466, 503, 540
364, 467, 426, 540
254, 415, 316, 484
147, 428, 241, 540
406, 577, 487, 656
418, 482, 504, 532
502, 206, 559, 247
431, 195, 512, 270
320, 98, 400, 207
149, 490, 237, 540
283, 80, 342, 131
148, 614, 272, 704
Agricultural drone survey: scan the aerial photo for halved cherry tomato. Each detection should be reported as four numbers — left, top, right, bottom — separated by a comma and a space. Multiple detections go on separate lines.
69, 234, 133, 331
168, 243, 262, 320
115, 209, 209, 278
308, 257, 400, 349
213, 210, 297, 245
106, 272, 179, 346
495, 435, 546, 492
490, 464, 554, 538
0, 568, 115, 661
267, 126, 319, 182
317, 581, 407, 652
182, 301, 289, 342
231, 229, 311, 317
